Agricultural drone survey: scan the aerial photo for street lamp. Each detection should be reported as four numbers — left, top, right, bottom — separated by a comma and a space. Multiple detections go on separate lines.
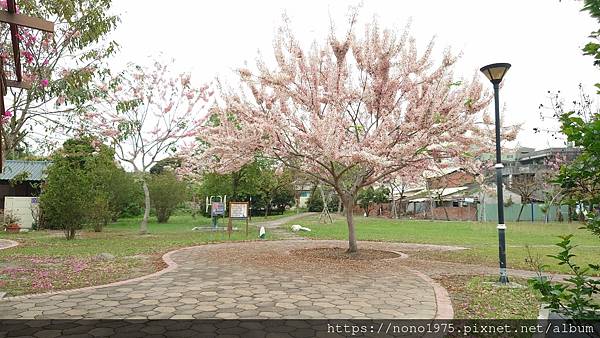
480, 62, 511, 284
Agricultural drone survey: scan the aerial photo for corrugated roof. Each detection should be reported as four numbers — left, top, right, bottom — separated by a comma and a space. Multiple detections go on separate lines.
422, 167, 461, 179
407, 186, 470, 201
0, 160, 51, 181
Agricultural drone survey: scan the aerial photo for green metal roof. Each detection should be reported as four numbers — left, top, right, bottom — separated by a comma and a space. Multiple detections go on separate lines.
0, 160, 51, 181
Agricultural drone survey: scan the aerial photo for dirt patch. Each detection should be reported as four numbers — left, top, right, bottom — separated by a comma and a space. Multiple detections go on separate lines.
190, 242, 413, 275
289, 247, 400, 261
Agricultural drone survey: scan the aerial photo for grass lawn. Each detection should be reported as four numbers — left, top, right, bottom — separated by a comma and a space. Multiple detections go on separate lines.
250, 209, 299, 223
284, 214, 600, 275
437, 275, 540, 319
0, 214, 274, 297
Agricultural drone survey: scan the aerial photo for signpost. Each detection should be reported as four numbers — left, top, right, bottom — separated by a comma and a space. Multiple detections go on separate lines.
206, 195, 226, 229
228, 201, 249, 238
0, 0, 54, 171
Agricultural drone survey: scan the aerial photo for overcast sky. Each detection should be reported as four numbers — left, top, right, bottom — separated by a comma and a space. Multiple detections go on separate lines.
108, 0, 599, 150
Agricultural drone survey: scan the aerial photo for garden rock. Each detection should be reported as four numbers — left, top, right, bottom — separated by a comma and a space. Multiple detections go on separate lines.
96, 253, 115, 260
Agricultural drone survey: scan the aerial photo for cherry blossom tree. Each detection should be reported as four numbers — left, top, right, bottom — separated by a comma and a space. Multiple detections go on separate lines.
0, 0, 119, 157
82, 60, 211, 234
181, 15, 492, 252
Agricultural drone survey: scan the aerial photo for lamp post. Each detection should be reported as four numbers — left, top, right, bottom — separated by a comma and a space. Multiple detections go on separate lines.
480, 62, 511, 284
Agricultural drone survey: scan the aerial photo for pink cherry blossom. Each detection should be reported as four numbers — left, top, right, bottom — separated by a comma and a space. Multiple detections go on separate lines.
179, 14, 494, 252
80, 60, 211, 234
22, 51, 33, 63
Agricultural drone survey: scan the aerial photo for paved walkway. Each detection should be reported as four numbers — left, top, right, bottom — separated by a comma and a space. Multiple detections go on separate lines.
0, 240, 452, 320
0, 239, 18, 250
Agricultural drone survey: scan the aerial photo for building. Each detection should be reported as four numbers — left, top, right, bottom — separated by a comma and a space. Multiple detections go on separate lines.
501, 146, 580, 178
294, 183, 313, 208
500, 146, 581, 203
0, 160, 50, 209
0, 160, 50, 230
405, 167, 522, 221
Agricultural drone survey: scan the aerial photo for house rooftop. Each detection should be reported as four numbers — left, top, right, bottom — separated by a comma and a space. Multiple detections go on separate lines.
422, 167, 461, 179
0, 160, 51, 181
517, 147, 580, 162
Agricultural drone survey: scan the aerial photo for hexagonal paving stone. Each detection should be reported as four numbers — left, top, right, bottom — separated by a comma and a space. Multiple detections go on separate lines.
0, 240, 443, 321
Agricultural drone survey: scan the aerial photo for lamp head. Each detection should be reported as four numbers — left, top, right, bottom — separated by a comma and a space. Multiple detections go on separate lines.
480, 63, 511, 84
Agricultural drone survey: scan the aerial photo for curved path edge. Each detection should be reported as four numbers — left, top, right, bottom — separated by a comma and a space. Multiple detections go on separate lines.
2, 240, 455, 321
0, 212, 318, 301
0, 239, 19, 251
408, 268, 454, 319
1, 244, 184, 301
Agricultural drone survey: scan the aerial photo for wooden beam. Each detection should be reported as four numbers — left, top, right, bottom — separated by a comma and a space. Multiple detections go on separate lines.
5, 80, 31, 90
8, 22, 21, 82
0, 11, 54, 33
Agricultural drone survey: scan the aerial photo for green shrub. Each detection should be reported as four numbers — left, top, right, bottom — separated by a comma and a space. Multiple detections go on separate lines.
40, 152, 94, 239
40, 137, 132, 238
148, 172, 188, 223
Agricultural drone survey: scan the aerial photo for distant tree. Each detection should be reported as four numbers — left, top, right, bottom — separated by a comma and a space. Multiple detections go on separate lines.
150, 157, 182, 174
506, 174, 542, 222
254, 161, 295, 217
198, 161, 259, 202
357, 186, 388, 217
148, 172, 188, 223
105, 169, 142, 221
372, 186, 390, 216
538, 154, 567, 222
40, 137, 115, 238
357, 186, 376, 217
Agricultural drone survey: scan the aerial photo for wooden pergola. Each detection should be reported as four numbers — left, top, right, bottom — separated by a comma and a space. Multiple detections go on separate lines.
0, 0, 54, 171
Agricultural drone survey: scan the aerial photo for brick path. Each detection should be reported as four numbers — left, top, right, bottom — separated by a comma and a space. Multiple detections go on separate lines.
0, 239, 18, 250
0, 240, 451, 320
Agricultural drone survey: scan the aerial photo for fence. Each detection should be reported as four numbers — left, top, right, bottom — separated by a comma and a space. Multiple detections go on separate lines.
476, 203, 569, 222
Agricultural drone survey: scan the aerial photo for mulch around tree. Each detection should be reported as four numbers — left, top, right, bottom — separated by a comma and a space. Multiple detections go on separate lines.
289, 247, 401, 260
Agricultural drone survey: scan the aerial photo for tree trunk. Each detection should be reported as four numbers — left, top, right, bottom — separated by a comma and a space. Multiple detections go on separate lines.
191, 195, 197, 219
344, 196, 358, 253
442, 202, 450, 221
429, 198, 434, 221
481, 195, 486, 222
140, 179, 150, 234
265, 200, 271, 217
517, 203, 524, 222
337, 199, 342, 214
65, 228, 76, 240
531, 202, 534, 222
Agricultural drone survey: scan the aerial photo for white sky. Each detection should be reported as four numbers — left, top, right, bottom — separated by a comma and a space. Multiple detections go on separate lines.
108, 0, 600, 150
